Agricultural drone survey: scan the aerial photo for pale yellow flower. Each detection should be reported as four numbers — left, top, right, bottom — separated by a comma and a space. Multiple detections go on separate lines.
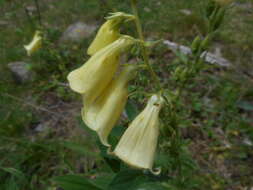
67, 36, 134, 104
87, 20, 120, 56
113, 94, 164, 173
82, 65, 137, 147
87, 12, 135, 55
24, 30, 42, 56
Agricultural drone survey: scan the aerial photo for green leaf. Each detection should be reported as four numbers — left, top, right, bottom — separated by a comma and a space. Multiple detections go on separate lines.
104, 157, 121, 173
174, 51, 189, 65
97, 140, 121, 173
0, 167, 25, 179
53, 175, 103, 190
92, 173, 116, 189
237, 101, 253, 111
62, 141, 100, 158
137, 182, 167, 190
109, 125, 125, 147
125, 100, 139, 121
108, 169, 148, 190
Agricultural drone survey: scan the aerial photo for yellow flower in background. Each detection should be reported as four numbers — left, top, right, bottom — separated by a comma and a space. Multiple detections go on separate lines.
24, 30, 42, 56
82, 65, 137, 147
87, 12, 135, 55
113, 94, 164, 173
67, 36, 134, 104
87, 20, 120, 56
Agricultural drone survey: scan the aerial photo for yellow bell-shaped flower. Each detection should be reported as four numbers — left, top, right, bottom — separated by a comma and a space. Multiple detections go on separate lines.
87, 19, 120, 56
67, 36, 134, 104
24, 30, 42, 56
87, 12, 135, 55
82, 65, 137, 147
113, 94, 164, 173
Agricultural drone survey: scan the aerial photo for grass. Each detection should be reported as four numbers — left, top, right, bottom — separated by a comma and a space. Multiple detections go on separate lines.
0, 0, 253, 189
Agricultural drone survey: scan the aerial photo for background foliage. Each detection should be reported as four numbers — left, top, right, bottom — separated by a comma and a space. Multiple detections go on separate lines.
0, 0, 253, 189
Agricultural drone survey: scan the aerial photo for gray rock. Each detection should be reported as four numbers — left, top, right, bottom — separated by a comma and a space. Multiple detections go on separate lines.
163, 40, 231, 67
0, 20, 8, 26
8, 62, 34, 83
243, 138, 253, 146
34, 123, 46, 132
25, 5, 36, 16
236, 2, 253, 12
144, 7, 151, 13
179, 9, 192, 16
60, 22, 97, 43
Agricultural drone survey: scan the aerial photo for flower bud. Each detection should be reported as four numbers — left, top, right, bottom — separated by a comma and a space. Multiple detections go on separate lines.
82, 65, 137, 147
213, 8, 226, 30
113, 94, 164, 173
200, 35, 211, 52
191, 36, 201, 55
24, 30, 42, 56
67, 36, 134, 104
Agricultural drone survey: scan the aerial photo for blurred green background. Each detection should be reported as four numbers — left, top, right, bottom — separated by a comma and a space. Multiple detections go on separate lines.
0, 0, 253, 189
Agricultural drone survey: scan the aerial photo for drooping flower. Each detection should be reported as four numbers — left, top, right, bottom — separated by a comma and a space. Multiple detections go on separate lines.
87, 12, 135, 55
82, 65, 137, 147
67, 36, 134, 104
24, 30, 42, 56
113, 94, 164, 173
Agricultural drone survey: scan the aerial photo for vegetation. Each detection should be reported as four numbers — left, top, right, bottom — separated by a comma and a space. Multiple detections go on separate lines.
0, 0, 253, 189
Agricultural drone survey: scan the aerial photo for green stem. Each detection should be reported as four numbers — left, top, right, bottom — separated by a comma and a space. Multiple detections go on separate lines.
34, 0, 42, 27
130, 0, 162, 91
25, 7, 35, 29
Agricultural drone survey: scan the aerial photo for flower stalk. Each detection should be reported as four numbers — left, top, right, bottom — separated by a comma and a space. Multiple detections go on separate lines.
130, 0, 162, 91
34, 0, 42, 26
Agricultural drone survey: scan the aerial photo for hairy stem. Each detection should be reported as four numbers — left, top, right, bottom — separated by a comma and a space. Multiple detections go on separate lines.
130, 0, 162, 91
34, 0, 42, 26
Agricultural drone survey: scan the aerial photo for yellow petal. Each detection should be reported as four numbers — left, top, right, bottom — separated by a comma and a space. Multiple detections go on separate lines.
24, 30, 42, 56
113, 94, 164, 172
67, 36, 134, 104
87, 20, 120, 56
82, 65, 137, 146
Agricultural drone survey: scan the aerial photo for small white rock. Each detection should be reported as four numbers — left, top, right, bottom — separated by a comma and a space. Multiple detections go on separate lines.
180, 9, 192, 16
243, 138, 253, 146
60, 22, 97, 43
144, 7, 151, 13
35, 123, 46, 132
